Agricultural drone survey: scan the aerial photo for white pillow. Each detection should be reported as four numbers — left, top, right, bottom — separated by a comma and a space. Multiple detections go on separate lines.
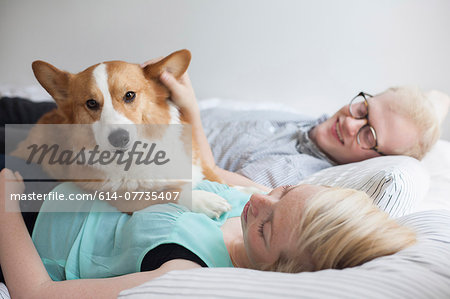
418, 140, 450, 212
300, 156, 430, 218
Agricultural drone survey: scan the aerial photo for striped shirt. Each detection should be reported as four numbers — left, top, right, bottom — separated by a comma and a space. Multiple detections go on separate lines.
201, 109, 335, 188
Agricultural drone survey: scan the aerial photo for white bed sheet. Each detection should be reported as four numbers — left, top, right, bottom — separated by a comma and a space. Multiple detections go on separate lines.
418, 140, 450, 211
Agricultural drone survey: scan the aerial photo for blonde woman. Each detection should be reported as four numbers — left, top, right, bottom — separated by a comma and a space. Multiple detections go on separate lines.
1, 168, 415, 298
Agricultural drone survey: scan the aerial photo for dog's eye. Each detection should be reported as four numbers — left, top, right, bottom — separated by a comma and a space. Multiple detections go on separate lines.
86, 99, 99, 110
123, 91, 136, 103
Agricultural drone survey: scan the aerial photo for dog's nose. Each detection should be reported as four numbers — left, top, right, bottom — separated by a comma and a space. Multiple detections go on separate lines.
108, 129, 130, 148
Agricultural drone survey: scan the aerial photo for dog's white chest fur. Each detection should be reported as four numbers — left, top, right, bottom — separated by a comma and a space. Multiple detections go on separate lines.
82, 63, 227, 216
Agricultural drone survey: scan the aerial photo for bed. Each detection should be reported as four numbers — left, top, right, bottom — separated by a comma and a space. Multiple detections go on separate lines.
1, 92, 450, 299
119, 99, 450, 299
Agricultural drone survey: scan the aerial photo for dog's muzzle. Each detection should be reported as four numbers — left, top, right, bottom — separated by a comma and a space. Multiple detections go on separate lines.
108, 128, 130, 148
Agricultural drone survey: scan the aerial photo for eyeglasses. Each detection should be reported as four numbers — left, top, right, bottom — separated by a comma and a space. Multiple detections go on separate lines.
348, 92, 385, 156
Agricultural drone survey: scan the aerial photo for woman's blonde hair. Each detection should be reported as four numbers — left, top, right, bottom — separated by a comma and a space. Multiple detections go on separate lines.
384, 86, 441, 160
263, 187, 416, 273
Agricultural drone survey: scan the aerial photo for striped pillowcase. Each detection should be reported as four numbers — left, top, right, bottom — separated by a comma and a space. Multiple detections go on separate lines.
0, 283, 9, 299
119, 210, 450, 298
300, 155, 430, 217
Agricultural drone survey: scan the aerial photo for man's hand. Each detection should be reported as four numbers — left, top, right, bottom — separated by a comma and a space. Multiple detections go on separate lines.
141, 57, 199, 118
159, 71, 199, 116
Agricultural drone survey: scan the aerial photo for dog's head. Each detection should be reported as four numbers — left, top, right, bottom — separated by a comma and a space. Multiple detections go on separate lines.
32, 49, 191, 150
32, 49, 190, 125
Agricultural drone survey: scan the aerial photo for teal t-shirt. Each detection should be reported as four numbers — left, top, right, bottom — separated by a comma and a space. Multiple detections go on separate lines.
31, 180, 251, 281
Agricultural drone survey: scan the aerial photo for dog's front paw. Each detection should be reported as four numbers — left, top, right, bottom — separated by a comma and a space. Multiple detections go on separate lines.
191, 190, 231, 218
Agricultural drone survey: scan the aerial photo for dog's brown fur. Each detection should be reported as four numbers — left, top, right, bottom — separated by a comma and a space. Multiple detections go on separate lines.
13, 49, 223, 213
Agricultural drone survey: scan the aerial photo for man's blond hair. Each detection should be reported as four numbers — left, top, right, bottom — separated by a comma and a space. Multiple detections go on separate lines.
385, 86, 441, 160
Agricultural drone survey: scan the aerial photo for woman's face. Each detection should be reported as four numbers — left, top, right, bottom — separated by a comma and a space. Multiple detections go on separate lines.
241, 184, 326, 269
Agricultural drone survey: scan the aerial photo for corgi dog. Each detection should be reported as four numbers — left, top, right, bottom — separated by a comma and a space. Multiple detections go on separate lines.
12, 49, 231, 217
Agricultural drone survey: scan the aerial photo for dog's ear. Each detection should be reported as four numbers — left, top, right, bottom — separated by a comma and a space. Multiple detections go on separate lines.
32, 61, 71, 104
143, 49, 191, 80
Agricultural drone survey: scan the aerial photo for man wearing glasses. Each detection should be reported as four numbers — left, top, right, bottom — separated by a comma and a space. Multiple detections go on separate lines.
155, 72, 447, 188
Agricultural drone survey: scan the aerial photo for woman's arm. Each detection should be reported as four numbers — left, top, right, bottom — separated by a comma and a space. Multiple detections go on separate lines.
158, 72, 271, 192
0, 169, 200, 298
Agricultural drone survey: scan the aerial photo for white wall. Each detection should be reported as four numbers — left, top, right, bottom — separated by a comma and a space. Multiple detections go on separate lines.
1, 0, 449, 139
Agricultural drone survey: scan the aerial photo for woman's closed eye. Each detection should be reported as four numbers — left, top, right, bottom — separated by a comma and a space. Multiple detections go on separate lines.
258, 212, 274, 247
269, 184, 292, 197
258, 222, 266, 238
280, 185, 294, 198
